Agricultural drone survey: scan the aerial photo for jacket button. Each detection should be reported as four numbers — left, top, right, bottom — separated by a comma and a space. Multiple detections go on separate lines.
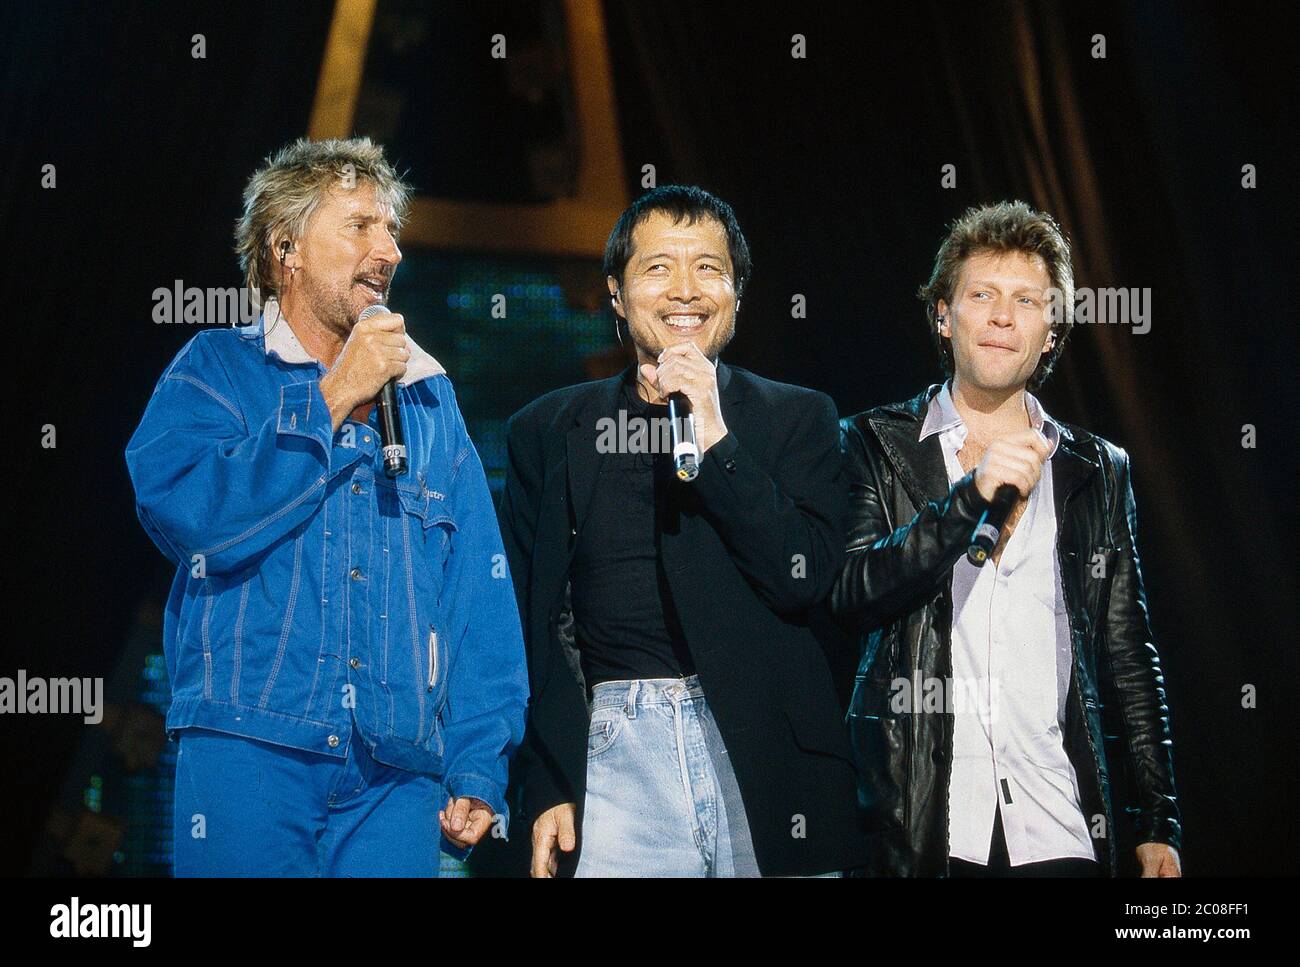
932, 746, 946, 764
327, 735, 340, 748
351, 482, 363, 495
350, 567, 363, 581
724, 458, 737, 473
349, 657, 361, 669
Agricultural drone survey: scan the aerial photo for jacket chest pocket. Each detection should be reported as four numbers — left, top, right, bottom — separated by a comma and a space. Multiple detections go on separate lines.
395, 478, 458, 554
384, 478, 458, 602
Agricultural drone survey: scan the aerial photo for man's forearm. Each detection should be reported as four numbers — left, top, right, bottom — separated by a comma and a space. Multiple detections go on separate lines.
833, 472, 987, 630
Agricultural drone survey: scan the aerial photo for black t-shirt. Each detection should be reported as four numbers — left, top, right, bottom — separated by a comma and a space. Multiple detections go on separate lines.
569, 376, 696, 686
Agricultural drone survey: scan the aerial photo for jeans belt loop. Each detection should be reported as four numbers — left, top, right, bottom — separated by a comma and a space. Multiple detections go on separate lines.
625, 679, 639, 719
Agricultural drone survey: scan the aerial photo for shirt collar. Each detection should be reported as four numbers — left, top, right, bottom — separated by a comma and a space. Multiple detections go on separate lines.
919, 380, 1060, 458
260, 299, 446, 385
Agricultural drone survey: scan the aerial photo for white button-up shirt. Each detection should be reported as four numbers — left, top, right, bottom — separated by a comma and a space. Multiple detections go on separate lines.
920, 383, 1095, 867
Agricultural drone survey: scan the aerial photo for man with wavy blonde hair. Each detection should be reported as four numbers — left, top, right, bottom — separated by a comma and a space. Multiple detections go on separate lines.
833, 201, 1181, 878
234, 137, 411, 305
127, 137, 528, 876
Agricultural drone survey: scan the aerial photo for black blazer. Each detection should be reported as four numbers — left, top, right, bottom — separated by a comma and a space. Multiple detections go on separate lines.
499, 362, 871, 876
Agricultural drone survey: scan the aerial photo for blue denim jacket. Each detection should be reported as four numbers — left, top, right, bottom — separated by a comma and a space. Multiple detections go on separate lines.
126, 304, 528, 828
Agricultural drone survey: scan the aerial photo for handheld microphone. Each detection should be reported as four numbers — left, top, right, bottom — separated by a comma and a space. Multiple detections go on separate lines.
667, 393, 699, 482
967, 484, 1018, 566
357, 303, 407, 479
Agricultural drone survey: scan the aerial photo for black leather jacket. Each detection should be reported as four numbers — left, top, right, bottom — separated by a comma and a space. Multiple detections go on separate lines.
831, 386, 1181, 876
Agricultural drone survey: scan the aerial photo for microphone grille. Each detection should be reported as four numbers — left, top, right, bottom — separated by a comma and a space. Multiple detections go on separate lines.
357, 303, 389, 323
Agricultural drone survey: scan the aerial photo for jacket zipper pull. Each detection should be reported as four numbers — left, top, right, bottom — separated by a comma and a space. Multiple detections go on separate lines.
427, 627, 438, 692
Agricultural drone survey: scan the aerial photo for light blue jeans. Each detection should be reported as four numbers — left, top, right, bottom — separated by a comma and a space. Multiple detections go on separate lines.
575, 676, 762, 877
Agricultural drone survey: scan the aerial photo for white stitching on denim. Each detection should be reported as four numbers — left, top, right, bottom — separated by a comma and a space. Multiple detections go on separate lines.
303, 491, 329, 717
200, 583, 215, 700
381, 496, 394, 730
167, 373, 241, 420
230, 578, 250, 702
449, 445, 471, 482
197, 474, 326, 558
259, 532, 303, 708
360, 479, 381, 727
402, 511, 425, 740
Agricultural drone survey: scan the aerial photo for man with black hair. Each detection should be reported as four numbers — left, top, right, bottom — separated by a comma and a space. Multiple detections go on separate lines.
501, 185, 869, 877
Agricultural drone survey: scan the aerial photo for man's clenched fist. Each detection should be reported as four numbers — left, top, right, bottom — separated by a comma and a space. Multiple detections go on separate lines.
439, 795, 496, 851
320, 310, 409, 430
972, 427, 1051, 502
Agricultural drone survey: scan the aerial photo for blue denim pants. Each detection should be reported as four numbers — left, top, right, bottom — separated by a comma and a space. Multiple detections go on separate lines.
172, 727, 440, 876
575, 676, 762, 877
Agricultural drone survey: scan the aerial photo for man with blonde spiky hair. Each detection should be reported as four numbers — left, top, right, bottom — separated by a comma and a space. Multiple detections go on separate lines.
127, 138, 528, 876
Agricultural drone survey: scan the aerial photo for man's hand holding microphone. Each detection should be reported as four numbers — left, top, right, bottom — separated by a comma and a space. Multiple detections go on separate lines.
970, 428, 1052, 504
964, 426, 1052, 566
319, 309, 409, 432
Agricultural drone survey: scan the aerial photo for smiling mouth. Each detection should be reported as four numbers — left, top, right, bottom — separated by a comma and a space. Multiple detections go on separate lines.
979, 343, 1017, 352
662, 313, 708, 334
